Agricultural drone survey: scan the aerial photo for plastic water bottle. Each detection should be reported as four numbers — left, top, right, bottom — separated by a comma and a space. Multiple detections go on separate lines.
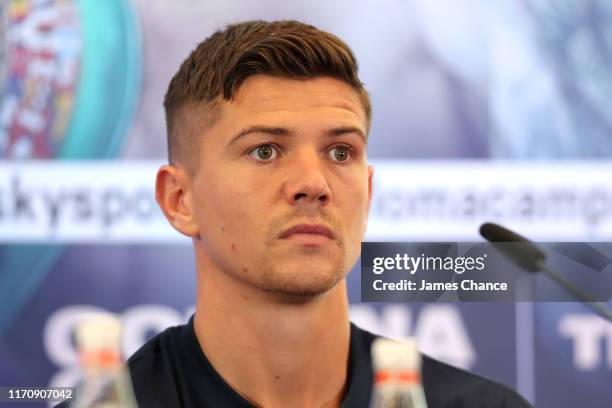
71, 313, 138, 408
370, 338, 428, 408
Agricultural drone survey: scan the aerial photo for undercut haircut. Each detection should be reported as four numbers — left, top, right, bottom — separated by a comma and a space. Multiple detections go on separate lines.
163, 20, 371, 170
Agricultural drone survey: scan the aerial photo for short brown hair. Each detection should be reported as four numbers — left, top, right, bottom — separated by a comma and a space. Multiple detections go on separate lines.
163, 20, 371, 168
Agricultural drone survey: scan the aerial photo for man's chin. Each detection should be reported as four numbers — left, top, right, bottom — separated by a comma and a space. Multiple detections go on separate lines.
263, 282, 344, 304
260, 265, 346, 300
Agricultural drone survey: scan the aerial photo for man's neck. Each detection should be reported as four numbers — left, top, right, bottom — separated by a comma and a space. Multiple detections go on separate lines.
193, 261, 351, 408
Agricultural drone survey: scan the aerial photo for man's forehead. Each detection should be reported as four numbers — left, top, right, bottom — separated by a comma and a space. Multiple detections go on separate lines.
177, 75, 369, 151
229, 75, 366, 121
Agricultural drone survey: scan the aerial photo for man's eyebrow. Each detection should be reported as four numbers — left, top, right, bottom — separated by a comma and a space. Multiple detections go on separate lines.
328, 126, 366, 142
227, 125, 366, 145
228, 126, 289, 145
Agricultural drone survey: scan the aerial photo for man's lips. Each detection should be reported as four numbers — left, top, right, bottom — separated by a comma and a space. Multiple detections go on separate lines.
279, 224, 335, 240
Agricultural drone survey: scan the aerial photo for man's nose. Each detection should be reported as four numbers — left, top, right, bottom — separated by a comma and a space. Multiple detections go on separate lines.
282, 149, 332, 206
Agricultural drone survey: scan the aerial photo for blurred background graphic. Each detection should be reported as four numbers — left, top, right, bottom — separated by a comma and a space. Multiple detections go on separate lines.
1, 0, 611, 407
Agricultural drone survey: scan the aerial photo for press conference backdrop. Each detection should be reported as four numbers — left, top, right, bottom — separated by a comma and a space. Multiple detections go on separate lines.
1, 1, 611, 407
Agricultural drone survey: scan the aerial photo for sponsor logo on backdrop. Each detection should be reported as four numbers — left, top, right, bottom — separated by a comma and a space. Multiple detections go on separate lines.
0, 162, 611, 242
559, 314, 612, 370
0, 0, 140, 159
0, 0, 81, 158
0, 0, 141, 335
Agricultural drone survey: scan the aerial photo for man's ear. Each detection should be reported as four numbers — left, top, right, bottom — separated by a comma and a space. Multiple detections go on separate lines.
366, 164, 374, 214
155, 165, 199, 238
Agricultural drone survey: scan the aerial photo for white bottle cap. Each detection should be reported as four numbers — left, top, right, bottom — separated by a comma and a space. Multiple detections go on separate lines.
75, 313, 122, 352
371, 337, 421, 372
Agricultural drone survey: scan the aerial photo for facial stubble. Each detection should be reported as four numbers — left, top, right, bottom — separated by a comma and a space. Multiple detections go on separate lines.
257, 211, 352, 298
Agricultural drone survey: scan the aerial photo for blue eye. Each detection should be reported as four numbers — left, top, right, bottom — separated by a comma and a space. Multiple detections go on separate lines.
329, 145, 351, 162
248, 144, 278, 161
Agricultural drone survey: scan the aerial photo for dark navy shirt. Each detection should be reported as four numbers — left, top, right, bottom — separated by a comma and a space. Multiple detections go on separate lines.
58, 316, 532, 407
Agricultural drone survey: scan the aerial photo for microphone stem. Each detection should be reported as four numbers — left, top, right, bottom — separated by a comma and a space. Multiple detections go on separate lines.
538, 262, 612, 322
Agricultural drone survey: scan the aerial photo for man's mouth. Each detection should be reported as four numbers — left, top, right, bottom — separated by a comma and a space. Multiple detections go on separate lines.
279, 223, 335, 242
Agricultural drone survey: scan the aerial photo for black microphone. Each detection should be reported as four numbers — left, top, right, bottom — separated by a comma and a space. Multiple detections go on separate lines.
479, 223, 546, 272
479, 222, 612, 322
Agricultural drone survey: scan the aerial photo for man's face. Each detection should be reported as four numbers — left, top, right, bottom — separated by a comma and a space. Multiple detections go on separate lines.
188, 75, 373, 298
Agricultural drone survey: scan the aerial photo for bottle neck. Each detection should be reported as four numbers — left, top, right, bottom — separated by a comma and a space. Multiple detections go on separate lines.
374, 369, 421, 386
80, 349, 122, 371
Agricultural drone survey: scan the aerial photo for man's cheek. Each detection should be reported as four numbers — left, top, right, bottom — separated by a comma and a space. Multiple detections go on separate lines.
217, 199, 256, 237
